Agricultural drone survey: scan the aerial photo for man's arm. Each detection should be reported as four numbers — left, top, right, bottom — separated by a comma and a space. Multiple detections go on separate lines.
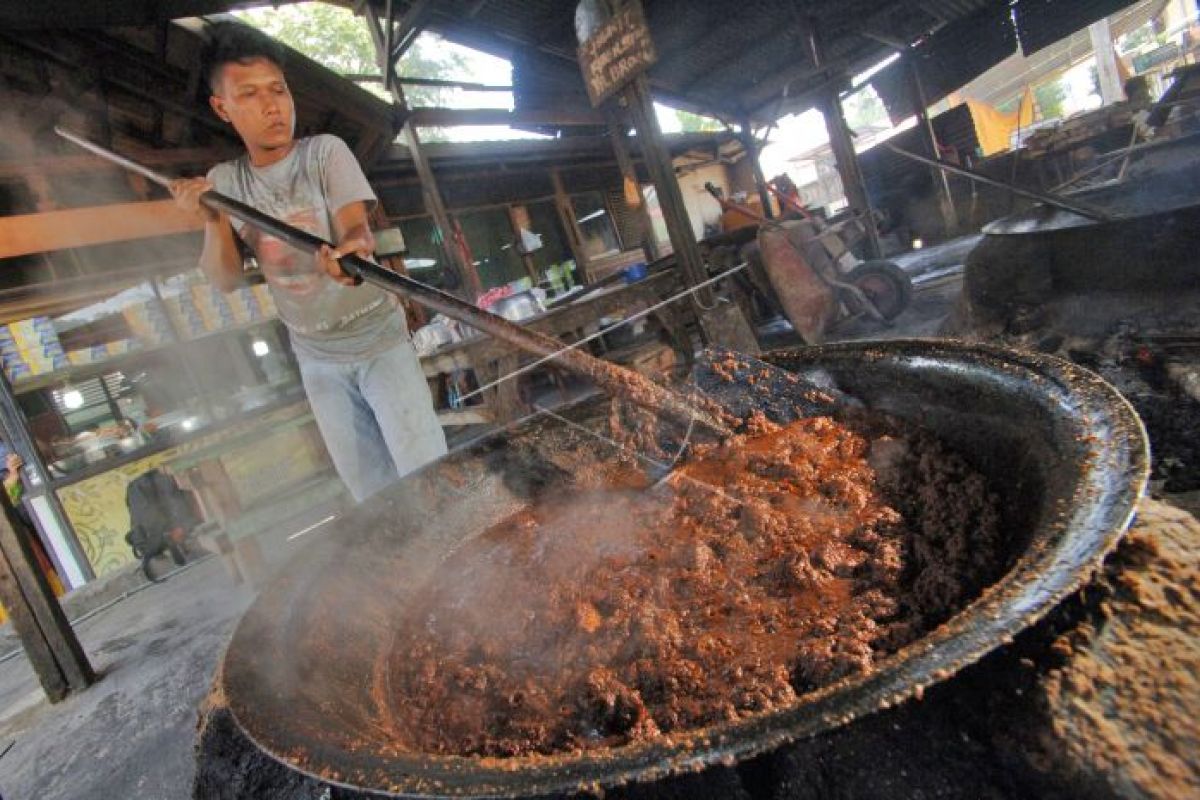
169, 177, 244, 292
316, 200, 375, 287
314, 135, 379, 287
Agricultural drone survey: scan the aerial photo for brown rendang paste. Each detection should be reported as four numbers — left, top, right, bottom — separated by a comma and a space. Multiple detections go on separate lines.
372, 413, 1002, 757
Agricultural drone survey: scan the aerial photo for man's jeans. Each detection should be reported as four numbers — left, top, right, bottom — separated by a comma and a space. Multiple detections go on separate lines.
296, 342, 447, 502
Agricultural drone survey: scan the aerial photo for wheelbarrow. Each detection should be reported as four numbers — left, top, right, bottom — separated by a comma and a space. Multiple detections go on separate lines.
703, 182, 912, 344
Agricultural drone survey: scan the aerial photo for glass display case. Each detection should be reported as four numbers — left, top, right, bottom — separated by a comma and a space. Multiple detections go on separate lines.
7, 272, 305, 482
16, 318, 304, 480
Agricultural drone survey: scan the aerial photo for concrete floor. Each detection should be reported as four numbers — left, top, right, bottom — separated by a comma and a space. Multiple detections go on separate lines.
0, 272, 966, 800
0, 558, 253, 799
0, 500, 340, 799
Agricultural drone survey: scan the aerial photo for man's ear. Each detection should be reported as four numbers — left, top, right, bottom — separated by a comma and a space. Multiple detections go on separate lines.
209, 94, 229, 123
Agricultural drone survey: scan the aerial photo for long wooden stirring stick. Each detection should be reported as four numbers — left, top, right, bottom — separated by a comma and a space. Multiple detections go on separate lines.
55, 127, 729, 437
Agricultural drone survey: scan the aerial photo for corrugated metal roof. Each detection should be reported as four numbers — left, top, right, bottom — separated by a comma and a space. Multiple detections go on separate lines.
1015, 0, 1134, 54
961, 0, 1168, 105
0, 0, 1148, 125
397, 0, 1021, 123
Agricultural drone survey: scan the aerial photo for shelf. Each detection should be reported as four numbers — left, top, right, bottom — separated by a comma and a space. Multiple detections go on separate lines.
11, 317, 284, 394
45, 392, 309, 490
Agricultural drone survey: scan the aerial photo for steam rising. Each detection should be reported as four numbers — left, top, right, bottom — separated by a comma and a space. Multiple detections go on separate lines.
0, 83, 214, 317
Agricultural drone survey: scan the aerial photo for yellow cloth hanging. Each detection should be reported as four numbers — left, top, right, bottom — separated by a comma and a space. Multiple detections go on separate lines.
967, 88, 1035, 156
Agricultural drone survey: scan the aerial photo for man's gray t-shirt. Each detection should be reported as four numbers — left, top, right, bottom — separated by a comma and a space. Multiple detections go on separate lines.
207, 134, 405, 361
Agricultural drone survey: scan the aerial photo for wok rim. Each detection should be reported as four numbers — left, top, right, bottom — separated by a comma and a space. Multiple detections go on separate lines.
221, 338, 1150, 799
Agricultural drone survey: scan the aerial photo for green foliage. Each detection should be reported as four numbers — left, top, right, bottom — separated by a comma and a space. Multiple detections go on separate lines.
672, 109, 723, 132
1121, 23, 1158, 52
995, 96, 1019, 115
1034, 80, 1067, 120
842, 86, 889, 133
234, 2, 470, 108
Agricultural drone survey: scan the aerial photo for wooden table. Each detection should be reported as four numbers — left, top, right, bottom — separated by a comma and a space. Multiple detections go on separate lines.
419, 270, 696, 426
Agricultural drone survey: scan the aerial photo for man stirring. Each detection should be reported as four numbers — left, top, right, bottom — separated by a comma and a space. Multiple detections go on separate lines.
170, 22, 446, 501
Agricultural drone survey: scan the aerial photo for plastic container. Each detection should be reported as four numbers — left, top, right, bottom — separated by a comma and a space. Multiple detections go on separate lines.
623, 262, 648, 284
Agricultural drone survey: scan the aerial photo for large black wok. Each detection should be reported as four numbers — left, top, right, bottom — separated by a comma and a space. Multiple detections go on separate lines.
219, 340, 1148, 798
956, 146, 1200, 331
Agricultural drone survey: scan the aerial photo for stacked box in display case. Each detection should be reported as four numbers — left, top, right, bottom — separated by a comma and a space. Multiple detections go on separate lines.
121, 300, 173, 347
191, 284, 236, 332
158, 281, 279, 340
163, 294, 207, 339
65, 339, 137, 367
1, 317, 67, 381
225, 286, 262, 325
251, 283, 277, 318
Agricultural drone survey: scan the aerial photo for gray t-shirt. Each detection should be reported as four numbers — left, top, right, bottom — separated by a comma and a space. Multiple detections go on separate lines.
208, 134, 405, 362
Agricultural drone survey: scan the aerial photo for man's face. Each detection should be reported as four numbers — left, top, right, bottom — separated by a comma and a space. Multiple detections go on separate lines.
209, 57, 295, 153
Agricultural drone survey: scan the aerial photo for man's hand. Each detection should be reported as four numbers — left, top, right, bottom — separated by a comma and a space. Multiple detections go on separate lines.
168, 177, 219, 223
317, 236, 371, 287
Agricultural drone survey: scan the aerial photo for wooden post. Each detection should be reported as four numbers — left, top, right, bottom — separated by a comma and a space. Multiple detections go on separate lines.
605, 106, 661, 261
739, 117, 775, 219
550, 168, 593, 284
595, 0, 758, 352
0, 499, 95, 701
621, 76, 711, 300
506, 204, 541, 283
402, 120, 483, 299
820, 87, 883, 260
1089, 18, 1125, 106
369, 204, 427, 328
0, 539, 67, 701
0, 372, 93, 586
908, 55, 957, 237
362, 3, 481, 300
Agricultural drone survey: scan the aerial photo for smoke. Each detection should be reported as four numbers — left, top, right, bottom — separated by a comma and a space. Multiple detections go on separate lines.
0, 54, 218, 319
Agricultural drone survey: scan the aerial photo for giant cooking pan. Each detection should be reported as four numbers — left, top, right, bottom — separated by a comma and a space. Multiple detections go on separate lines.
220, 340, 1148, 798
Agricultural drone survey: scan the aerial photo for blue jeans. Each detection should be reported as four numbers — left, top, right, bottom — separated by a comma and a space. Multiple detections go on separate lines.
297, 342, 447, 502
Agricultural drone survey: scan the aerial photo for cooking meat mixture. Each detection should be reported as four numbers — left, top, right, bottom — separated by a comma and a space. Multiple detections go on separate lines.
372, 413, 1003, 757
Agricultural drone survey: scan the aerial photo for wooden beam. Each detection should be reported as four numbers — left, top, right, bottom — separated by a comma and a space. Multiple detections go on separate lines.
820, 87, 882, 259
408, 107, 605, 128
0, 283, 152, 323
364, 2, 481, 299
404, 76, 511, 91
0, 146, 241, 183
390, 0, 434, 62
0, 499, 95, 697
624, 76, 708, 295
403, 120, 481, 299
345, 74, 512, 92
0, 0, 247, 29
739, 117, 774, 219
0, 200, 202, 259
550, 168, 592, 284
0, 530, 67, 702
368, 203, 426, 329
906, 53, 957, 236
383, 0, 394, 91
506, 204, 540, 283
606, 106, 660, 262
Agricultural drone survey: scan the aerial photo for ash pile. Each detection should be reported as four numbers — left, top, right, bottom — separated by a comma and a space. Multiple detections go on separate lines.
966, 295, 1200, 516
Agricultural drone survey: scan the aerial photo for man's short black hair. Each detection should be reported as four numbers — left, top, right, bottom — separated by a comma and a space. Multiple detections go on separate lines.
203, 21, 287, 94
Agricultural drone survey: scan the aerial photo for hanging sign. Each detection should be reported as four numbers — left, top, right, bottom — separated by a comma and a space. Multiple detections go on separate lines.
577, 5, 657, 107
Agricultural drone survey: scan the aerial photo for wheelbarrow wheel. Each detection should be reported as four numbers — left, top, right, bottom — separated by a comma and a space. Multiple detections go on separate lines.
847, 260, 912, 321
